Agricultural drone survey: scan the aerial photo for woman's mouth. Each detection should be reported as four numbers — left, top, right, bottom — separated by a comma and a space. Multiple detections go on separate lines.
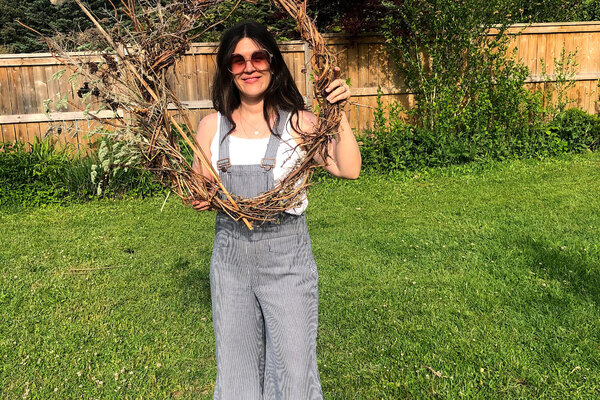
242, 76, 261, 84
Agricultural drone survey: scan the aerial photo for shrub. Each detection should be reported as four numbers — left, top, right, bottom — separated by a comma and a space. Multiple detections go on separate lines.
547, 108, 600, 153
359, 88, 600, 172
0, 139, 71, 207
0, 137, 164, 208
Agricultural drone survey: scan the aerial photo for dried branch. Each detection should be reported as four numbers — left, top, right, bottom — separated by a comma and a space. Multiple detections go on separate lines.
39, 0, 340, 227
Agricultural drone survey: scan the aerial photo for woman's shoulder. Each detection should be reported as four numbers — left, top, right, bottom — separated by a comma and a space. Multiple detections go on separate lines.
289, 109, 318, 134
195, 112, 221, 152
199, 112, 220, 129
196, 112, 219, 139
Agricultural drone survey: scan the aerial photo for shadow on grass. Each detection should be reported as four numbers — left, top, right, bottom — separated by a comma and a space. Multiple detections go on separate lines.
172, 257, 212, 309
520, 236, 600, 306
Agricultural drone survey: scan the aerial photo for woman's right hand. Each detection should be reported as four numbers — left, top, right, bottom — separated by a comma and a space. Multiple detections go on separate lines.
191, 199, 214, 212
191, 183, 218, 212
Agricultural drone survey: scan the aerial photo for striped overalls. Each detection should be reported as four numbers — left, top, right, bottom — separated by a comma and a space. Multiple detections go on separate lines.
210, 111, 323, 399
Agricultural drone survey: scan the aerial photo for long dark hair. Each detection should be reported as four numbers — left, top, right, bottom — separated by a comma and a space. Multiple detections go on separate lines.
211, 21, 306, 138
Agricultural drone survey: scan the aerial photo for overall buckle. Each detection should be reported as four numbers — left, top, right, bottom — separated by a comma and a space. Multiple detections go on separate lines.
217, 158, 231, 172
261, 158, 276, 171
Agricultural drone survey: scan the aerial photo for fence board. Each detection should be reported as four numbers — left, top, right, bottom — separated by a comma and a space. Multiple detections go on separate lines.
14, 121, 29, 146
173, 55, 186, 100
369, 44, 381, 88
57, 69, 70, 112
331, 43, 347, 77
527, 33, 538, 74
358, 43, 369, 89
587, 80, 598, 112
554, 34, 566, 73
38, 121, 52, 142
7, 67, 24, 115
282, 53, 295, 81
183, 55, 197, 101
1, 123, 15, 144
346, 43, 359, 97
31, 123, 42, 143
360, 95, 375, 130
535, 33, 546, 75
32, 64, 49, 112
206, 53, 217, 95
543, 33, 554, 75
0, 68, 11, 115
581, 32, 592, 72
294, 50, 307, 97
196, 54, 208, 101
2, 22, 600, 147
22, 66, 36, 114
44, 65, 60, 112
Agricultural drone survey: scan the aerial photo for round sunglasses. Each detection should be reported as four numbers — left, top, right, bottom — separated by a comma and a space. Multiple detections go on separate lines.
228, 50, 273, 75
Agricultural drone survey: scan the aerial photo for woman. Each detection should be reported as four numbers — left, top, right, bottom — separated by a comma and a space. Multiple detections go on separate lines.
192, 21, 361, 399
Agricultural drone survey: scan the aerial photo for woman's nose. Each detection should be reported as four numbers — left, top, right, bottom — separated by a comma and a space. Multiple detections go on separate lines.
242, 59, 256, 72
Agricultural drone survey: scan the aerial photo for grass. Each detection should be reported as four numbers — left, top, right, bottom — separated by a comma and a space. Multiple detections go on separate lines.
1, 153, 599, 399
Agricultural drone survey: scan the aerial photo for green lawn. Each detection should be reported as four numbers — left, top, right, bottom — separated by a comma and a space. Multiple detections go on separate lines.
1, 153, 599, 399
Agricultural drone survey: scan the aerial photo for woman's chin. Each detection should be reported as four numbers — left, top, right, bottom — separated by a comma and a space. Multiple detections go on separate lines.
239, 88, 268, 101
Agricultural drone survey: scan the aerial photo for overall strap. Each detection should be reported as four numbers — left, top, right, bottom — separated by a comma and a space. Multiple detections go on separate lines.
261, 110, 289, 171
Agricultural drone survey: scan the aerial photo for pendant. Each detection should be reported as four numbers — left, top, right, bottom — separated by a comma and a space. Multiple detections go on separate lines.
254, 130, 259, 135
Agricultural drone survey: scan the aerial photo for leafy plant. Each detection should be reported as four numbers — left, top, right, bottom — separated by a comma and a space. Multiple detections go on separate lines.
91, 137, 142, 197
0, 137, 164, 208
0, 138, 71, 206
359, 86, 600, 172
547, 108, 600, 153
514, 0, 600, 23
379, 0, 544, 134
0, 0, 118, 53
540, 47, 579, 117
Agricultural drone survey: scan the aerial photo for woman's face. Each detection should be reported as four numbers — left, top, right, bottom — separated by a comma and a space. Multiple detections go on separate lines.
229, 38, 272, 101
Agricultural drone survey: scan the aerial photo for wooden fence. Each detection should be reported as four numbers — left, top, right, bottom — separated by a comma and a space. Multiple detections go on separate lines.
1, 22, 599, 149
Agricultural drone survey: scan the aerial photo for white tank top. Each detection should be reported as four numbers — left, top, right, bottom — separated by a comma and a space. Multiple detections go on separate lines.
210, 112, 308, 215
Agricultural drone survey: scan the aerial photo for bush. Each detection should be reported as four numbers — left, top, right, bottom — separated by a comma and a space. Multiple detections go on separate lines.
359, 94, 600, 172
0, 139, 70, 207
0, 137, 164, 208
370, 1, 554, 169
547, 108, 600, 153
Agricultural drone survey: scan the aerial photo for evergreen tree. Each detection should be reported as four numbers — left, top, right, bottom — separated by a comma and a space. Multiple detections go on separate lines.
0, 0, 115, 53
2, 0, 600, 54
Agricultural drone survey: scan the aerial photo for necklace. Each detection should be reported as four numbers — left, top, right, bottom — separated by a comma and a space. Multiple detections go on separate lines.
239, 112, 264, 137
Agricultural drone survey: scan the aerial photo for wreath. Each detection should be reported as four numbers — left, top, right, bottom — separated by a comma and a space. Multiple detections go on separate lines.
31, 0, 342, 230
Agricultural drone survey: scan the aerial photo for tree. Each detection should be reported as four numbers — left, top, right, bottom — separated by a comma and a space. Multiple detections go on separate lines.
513, 0, 600, 23
370, 0, 551, 166
0, 0, 115, 53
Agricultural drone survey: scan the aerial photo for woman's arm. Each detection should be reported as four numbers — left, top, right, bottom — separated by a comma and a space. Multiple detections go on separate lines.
191, 112, 218, 210
297, 74, 361, 179
192, 112, 218, 178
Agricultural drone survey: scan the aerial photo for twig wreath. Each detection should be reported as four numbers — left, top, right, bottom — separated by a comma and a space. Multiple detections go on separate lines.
30, 0, 342, 229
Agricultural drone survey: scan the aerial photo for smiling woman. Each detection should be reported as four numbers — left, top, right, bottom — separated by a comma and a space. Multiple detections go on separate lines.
190, 21, 360, 400
229, 38, 275, 123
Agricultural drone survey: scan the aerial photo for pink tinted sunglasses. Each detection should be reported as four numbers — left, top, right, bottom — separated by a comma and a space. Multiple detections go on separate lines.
228, 50, 273, 74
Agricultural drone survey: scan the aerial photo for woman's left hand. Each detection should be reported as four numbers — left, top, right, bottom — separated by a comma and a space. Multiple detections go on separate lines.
325, 67, 351, 104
